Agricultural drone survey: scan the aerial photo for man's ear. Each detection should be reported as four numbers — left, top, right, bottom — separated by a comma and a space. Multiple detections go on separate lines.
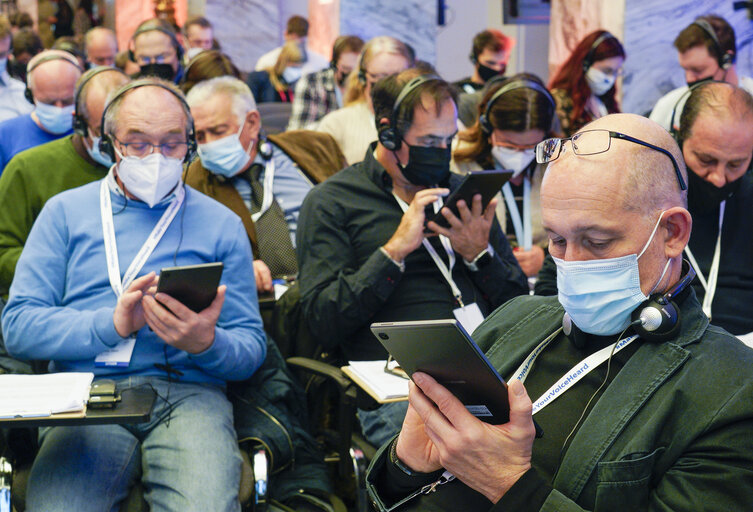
662, 206, 692, 259
246, 110, 261, 139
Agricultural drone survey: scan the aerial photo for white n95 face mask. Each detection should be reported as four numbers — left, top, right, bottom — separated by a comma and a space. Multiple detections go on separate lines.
585, 67, 616, 97
115, 148, 183, 208
554, 211, 670, 336
492, 146, 536, 177
197, 125, 253, 178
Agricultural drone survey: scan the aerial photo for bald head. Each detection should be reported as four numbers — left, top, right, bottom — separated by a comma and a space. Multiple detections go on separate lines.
77, 69, 130, 134
27, 50, 83, 105
85, 27, 118, 67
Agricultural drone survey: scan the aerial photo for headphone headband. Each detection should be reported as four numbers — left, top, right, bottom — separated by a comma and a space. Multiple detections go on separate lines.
73, 66, 129, 136
129, 24, 184, 63
98, 79, 196, 163
691, 18, 733, 69
25, 53, 84, 104
377, 74, 443, 151
582, 31, 617, 73
479, 78, 556, 135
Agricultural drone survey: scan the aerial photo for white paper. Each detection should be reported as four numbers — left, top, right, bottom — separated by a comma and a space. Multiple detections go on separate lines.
346, 360, 409, 401
736, 331, 753, 348
273, 283, 289, 301
0, 372, 94, 418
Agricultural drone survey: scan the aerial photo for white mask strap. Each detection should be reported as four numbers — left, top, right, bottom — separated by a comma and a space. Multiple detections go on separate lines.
637, 210, 666, 259
648, 258, 672, 296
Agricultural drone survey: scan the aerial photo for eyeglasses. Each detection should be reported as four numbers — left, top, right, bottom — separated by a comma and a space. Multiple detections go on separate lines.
536, 129, 687, 191
113, 137, 189, 159
135, 50, 175, 66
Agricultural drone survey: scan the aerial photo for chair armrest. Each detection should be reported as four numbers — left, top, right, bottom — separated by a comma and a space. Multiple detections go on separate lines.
286, 357, 354, 390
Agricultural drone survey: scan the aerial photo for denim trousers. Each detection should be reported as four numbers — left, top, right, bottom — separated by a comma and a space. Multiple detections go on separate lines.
358, 400, 409, 448
26, 376, 242, 512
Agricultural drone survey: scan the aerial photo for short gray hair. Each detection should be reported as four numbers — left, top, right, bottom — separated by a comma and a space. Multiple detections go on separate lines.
84, 27, 117, 51
103, 78, 190, 137
185, 76, 257, 126
76, 67, 129, 125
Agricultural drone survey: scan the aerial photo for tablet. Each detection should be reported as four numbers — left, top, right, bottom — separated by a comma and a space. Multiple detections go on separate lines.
427, 170, 514, 229
156, 262, 224, 313
370, 319, 509, 424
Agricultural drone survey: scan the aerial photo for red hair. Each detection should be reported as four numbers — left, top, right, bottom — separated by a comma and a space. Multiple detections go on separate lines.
548, 30, 626, 128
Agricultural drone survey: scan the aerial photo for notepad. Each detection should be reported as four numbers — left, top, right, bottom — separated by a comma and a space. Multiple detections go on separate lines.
342, 360, 409, 403
0, 372, 94, 418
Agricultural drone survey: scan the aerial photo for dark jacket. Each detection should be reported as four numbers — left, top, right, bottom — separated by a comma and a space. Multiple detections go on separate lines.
184, 130, 346, 256
367, 291, 753, 511
246, 71, 293, 103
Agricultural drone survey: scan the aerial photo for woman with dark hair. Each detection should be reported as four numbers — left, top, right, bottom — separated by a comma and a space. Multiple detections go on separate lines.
549, 30, 625, 136
180, 50, 241, 94
453, 73, 556, 279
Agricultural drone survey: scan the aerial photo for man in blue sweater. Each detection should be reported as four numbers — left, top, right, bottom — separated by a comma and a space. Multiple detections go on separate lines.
1, 78, 266, 511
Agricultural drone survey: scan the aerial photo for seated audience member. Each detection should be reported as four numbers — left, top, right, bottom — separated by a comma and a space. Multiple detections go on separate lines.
298, 69, 528, 446
84, 26, 118, 67
317, 36, 414, 164
131, 18, 185, 83
366, 113, 753, 511
180, 49, 240, 94
0, 49, 83, 172
0, 16, 33, 123
0, 66, 129, 296
255, 15, 328, 75
549, 30, 625, 136
52, 35, 87, 69
183, 16, 217, 63
650, 15, 753, 131
185, 76, 345, 292
453, 74, 554, 279
8, 28, 43, 81
2, 78, 266, 511
246, 41, 303, 103
287, 34, 364, 130
453, 29, 513, 95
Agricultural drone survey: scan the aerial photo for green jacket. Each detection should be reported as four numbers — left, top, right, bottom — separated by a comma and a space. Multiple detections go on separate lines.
367, 292, 753, 511
0, 135, 105, 296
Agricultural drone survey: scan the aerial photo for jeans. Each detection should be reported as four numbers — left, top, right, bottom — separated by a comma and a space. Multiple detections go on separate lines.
26, 377, 242, 512
358, 400, 409, 448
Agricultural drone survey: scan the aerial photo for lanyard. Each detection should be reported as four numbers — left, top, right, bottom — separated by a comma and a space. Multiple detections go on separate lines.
508, 327, 638, 415
500, 176, 532, 250
100, 177, 184, 298
251, 156, 276, 222
392, 192, 464, 306
684, 200, 724, 319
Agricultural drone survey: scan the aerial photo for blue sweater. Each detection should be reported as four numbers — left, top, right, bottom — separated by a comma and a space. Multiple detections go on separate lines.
2, 180, 266, 385
0, 114, 72, 173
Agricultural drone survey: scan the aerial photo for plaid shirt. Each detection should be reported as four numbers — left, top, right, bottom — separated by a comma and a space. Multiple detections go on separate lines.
287, 67, 340, 131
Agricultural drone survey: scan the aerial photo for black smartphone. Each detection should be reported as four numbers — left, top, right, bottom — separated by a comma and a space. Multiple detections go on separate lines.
370, 319, 510, 424
427, 170, 513, 229
156, 262, 224, 313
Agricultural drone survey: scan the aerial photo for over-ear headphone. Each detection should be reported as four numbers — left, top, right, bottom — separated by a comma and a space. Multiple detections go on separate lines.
479, 78, 556, 135
98, 79, 196, 163
691, 17, 734, 70
469, 52, 478, 65
73, 66, 129, 136
377, 74, 442, 151
24, 53, 84, 104
668, 79, 725, 143
563, 259, 696, 347
257, 132, 273, 161
128, 25, 184, 65
582, 31, 617, 73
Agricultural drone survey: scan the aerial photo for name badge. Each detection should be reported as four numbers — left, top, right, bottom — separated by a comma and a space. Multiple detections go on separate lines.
94, 336, 136, 367
453, 302, 484, 335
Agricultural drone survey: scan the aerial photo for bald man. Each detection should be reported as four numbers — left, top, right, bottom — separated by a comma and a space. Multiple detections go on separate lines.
0, 66, 129, 296
0, 49, 82, 172
366, 113, 753, 511
85, 27, 118, 68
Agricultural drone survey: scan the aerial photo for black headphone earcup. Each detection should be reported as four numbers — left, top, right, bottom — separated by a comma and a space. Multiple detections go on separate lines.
72, 114, 87, 136
99, 135, 115, 161
378, 125, 400, 151
358, 69, 366, 85
631, 297, 681, 342
479, 114, 492, 135
562, 312, 588, 349
25, 87, 33, 104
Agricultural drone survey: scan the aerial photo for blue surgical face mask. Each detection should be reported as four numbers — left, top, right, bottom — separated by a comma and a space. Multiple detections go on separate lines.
553, 211, 671, 336
0, 58, 7, 76
86, 134, 114, 167
282, 66, 302, 84
197, 124, 253, 178
34, 102, 75, 134
585, 67, 616, 97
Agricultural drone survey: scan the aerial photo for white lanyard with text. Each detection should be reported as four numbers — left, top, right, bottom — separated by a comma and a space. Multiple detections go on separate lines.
684, 200, 724, 319
500, 175, 532, 250
251, 156, 276, 222
95, 177, 185, 366
507, 327, 639, 415
392, 192, 485, 334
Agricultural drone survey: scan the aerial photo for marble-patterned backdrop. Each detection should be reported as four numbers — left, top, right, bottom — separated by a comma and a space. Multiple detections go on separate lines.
623, 0, 753, 115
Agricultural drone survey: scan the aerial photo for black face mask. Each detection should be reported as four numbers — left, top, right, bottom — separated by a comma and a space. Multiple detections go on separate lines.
138, 63, 176, 81
686, 167, 743, 214
478, 62, 505, 83
395, 142, 451, 187
686, 75, 714, 89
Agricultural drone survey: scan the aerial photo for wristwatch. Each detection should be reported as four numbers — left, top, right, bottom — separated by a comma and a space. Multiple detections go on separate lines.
389, 438, 421, 477
464, 245, 494, 272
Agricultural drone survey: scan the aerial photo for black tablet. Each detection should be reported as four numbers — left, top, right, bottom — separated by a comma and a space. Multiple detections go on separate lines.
156, 262, 224, 313
427, 170, 514, 229
370, 319, 509, 424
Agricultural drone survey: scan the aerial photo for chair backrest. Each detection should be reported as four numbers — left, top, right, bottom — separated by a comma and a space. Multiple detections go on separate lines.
257, 103, 294, 135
